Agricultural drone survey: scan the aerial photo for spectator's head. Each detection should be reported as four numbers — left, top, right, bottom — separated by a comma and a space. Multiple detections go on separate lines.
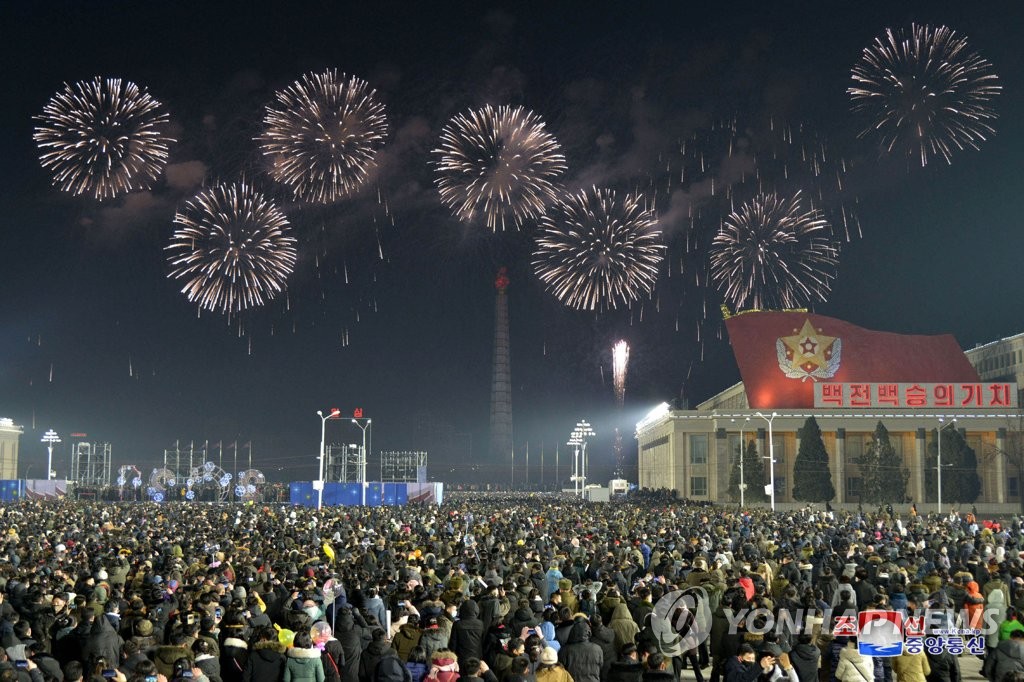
539, 647, 558, 667
463, 658, 482, 677
293, 631, 313, 649
648, 653, 667, 671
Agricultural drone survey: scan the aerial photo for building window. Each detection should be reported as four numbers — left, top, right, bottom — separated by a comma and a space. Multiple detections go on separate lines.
1010, 477, 1020, 498
690, 434, 708, 465
691, 476, 707, 497
846, 477, 862, 499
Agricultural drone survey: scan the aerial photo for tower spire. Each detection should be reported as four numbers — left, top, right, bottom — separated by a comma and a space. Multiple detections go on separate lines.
489, 267, 513, 479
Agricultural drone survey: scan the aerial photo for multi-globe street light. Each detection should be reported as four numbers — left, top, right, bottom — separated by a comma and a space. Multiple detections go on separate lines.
41, 429, 61, 481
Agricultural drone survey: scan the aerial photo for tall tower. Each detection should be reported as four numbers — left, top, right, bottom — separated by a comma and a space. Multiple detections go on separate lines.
489, 267, 513, 478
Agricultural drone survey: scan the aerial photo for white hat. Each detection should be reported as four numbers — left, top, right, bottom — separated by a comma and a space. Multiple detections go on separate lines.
540, 647, 558, 666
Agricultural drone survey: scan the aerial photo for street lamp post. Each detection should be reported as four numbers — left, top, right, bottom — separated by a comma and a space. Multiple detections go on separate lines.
352, 418, 371, 506
316, 408, 341, 510
755, 412, 778, 511
732, 417, 751, 508
41, 430, 61, 481
937, 418, 957, 516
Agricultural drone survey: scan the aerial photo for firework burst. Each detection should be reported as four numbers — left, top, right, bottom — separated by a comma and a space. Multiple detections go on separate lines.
612, 340, 630, 407
533, 187, 663, 311
167, 181, 297, 315
258, 69, 388, 203
709, 191, 837, 311
33, 77, 173, 200
434, 104, 566, 231
849, 23, 1001, 166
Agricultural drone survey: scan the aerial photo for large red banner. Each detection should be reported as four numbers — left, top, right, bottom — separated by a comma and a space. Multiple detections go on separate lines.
724, 311, 979, 409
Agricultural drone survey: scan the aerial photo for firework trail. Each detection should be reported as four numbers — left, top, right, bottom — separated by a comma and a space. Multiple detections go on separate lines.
259, 69, 388, 203
709, 191, 837, 311
534, 187, 664, 311
612, 340, 630, 407
33, 77, 173, 200
849, 23, 1001, 167
643, 117, 859, 346
166, 181, 297, 315
434, 104, 566, 231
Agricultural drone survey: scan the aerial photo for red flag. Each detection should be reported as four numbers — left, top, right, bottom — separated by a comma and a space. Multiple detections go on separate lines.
724, 311, 978, 408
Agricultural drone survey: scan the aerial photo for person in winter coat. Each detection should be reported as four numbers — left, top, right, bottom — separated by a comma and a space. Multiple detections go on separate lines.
419, 618, 449, 661
535, 647, 572, 682
984, 629, 1024, 682
607, 604, 638, 652
312, 624, 345, 682
607, 644, 643, 682
586, 616, 616, 682
153, 632, 195, 680
964, 582, 986, 631
80, 607, 124, 670
361, 629, 394, 682
788, 634, 821, 682
375, 646, 413, 682
924, 648, 960, 682
193, 639, 223, 682
394, 616, 424, 663
451, 601, 486, 665
557, 620, 601, 682
364, 589, 387, 632
335, 608, 366, 682
243, 626, 286, 682
406, 647, 430, 682
834, 641, 874, 682
285, 631, 326, 682
220, 631, 248, 682
890, 647, 930, 682
427, 650, 460, 682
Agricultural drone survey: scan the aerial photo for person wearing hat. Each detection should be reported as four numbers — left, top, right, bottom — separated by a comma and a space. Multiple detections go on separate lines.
535, 647, 570, 682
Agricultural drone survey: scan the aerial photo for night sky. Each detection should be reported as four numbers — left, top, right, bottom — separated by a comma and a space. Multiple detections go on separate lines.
2, 1, 1022, 483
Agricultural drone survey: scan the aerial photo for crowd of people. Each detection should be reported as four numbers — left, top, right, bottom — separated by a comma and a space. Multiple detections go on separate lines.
0, 492, 1022, 682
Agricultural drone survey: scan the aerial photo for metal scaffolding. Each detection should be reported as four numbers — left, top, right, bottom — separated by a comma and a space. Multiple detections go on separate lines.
325, 443, 362, 482
380, 451, 428, 482
70, 442, 112, 487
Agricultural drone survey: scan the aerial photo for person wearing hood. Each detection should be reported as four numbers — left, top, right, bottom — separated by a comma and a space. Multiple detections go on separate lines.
607, 604, 638, 652
557, 619, 601, 682
984, 629, 1024, 682
80, 606, 123, 670
334, 608, 365, 682
451, 601, 485, 664
285, 631, 326, 682
964, 581, 985, 631
834, 640, 874, 682
787, 634, 820, 682
242, 626, 285, 682
427, 650, 460, 682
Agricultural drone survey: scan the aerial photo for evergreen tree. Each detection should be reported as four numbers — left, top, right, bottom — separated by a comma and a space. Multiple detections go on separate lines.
924, 426, 981, 504
792, 416, 835, 502
859, 421, 909, 505
728, 439, 768, 503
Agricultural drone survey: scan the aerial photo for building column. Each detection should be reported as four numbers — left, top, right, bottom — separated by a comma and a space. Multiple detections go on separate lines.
996, 428, 1007, 504
714, 428, 727, 501
835, 428, 846, 504
914, 428, 926, 506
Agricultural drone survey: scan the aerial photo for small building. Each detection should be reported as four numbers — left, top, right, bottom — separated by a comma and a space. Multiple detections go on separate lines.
0, 419, 23, 480
636, 312, 1021, 512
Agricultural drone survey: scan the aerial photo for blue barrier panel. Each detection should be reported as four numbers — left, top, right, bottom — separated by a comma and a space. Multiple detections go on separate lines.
0, 481, 21, 502
289, 482, 315, 506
